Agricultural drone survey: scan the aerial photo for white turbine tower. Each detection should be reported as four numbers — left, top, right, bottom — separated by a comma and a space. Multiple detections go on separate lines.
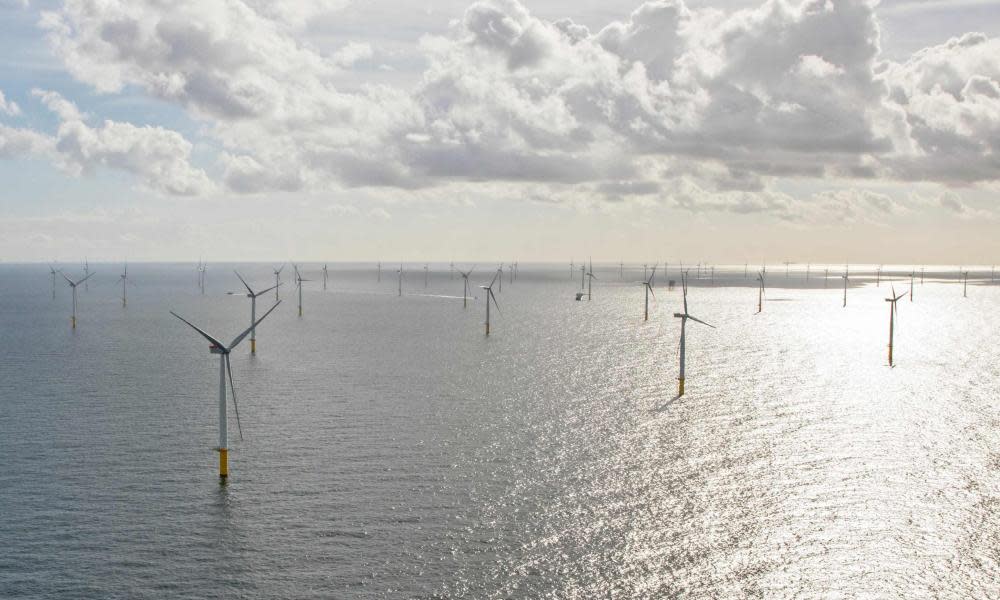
963, 270, 969, 297
842, 267, 849, 308
49, 264, 58, 300
61, 271, 95, 329
272, 264, 285, 300
170, 300, 281, 480
459, 266, 476, 308
640, 266, 657, 321
377, 261, 382, 283
293, 265, 311, 316
479, 271, 501, 336
228, 271, 280, 353
119, 261, 134, 307
424, 264, 429, 288
673, 272, 716, 396
756, 271, 765, 314
322, 264, 328, 291
397, 264, 403, 297
585, 259, 596, 301
885, 285, 907, 367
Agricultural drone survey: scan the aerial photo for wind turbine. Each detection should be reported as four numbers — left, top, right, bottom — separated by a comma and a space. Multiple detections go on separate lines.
497, 264, 503, 293
909, 270, 915, 302
640, 266, 657, 321
580, 264, 585, 290
824, 268, 829, 288
424, 264, 429, 288
397, 264, 403, 296
198, 259, 207, 294
620, 261, 624, 279
756, 271, 765, 314
61, 271, 95, 329
119, 261, 133, 307
885, 285, 907, 367
170, 300, 281, 480
570, 260, 574, 279
459, 266, 476, 308
49, 264, 58, 300
228, 271, 280, 353
84, 258, 90, 291
876, 265, 882, 287
479, 271, 501, 336
585, 259, 596, 301
963, 270, 969, 297
842, 267, 849, 307
784, 261, 791, 278
322, 264, 328, 291
377, 261, 382, 283
920, 267, 924, 285
673, 272, 715, 397
272, 264, 285, 300
293, 265, 311, 316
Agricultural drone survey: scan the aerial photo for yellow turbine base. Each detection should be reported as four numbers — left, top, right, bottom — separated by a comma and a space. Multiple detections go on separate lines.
298, 307, 303, 317
218, 448, 228, 479
251, 339, 256, 354
678, 378, 685, 396
71, 317, 76, 329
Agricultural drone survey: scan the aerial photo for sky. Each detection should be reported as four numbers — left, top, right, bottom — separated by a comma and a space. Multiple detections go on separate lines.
2, 0, 1000, 264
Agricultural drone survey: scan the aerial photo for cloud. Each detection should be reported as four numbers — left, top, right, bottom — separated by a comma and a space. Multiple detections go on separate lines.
1, 90, 212, 195
22, 0, 1000, 214
0, 90, 20, 116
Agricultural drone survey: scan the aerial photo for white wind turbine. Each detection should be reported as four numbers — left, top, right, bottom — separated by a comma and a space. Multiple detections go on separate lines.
963, 270, 969, 297
885, 285, 907, 367
424, 264, 429, 288
49, 263, 58, 300
673, 272, 715, 397
119, 261, 134, 307
293, 265, 311, 316
842, 266, 849, 307
170, 300, 281, 480
397, 264, 403, 296
585, 259, 596, 301
322, 264, 328, 291
272, 264, 285, 301
377, 261, 382, 283
909, 270, 915, 302
640, 266, 657, 321
479, 271, 501, 336
756, 270, 765, 314
61, 270, 95, 329
228, 271, 280, 353
459, 266, 476, 308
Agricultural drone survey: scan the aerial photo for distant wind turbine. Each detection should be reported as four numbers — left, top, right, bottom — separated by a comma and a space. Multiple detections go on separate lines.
322, 264, 328, 291
673, 272, 715, 397
756, 271, 765, 314
876, 265, 882, 287
61, 271, 95, 329
963, 270, 969, 297
84, 258, 90, 291
585, 259, 596, 301
640, 266, 657, 321
397, 264, 403, 297
49, 264, 58, 299
842, 267, 849, 307
424, 264, 429, 288
228, 271, 280, 354
170, 300, 281, 480
377, 261, 382, 283
459, 266, 476, 308
119, 261, 134, 307
479, 271, 501, 336
293, 265, 311, 316
273, 264, 285, 300
885, 285, 907, 367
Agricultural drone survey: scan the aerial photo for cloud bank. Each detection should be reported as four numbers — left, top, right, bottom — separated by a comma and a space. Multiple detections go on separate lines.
3, 0, 1000, 215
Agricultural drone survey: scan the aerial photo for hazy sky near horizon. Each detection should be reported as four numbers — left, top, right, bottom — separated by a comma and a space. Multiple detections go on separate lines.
2, 0, 1000, 264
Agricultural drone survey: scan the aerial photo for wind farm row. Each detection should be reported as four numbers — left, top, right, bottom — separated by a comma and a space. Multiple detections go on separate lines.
40, 260, 995, 480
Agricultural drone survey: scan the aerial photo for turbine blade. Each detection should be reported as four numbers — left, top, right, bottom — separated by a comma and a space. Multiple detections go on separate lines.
258, 283, 280, 296
225, 353, 244, 441
61, 271, 75, 285
228, 300, 281, 349
490, 289, 501, 314
489, 271, 499, 287
234, 270, 254, 295
687, 315, 716, 329
77, 271, 96, 285
170, 311, 226, 349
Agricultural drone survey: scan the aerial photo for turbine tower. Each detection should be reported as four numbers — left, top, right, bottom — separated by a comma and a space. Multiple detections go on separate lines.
459, 266, 476, 308
293, 265, 311, 316
756, 271, 765, 314
228, 271, 280, 353
885, 286, 907, 367
322, 264, 328, 291
641, 266, 657, 321
479, 272, 501, 336
119, 261, 133, 307
49, 264, 58, 300
61, 271, 94, 329
673, 272, 715, 396
170, 301, 281, 480
273, 264, 285, 300
585, 259, 596, 301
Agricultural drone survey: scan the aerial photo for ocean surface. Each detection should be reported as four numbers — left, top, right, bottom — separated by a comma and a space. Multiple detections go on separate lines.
1, 263, 998, 599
